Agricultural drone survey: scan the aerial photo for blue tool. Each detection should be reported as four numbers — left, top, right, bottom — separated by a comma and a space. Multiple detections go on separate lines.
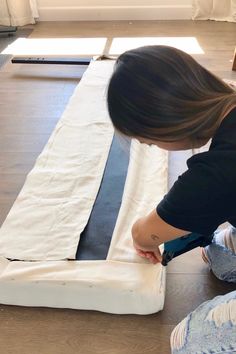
161, 233, 214, 266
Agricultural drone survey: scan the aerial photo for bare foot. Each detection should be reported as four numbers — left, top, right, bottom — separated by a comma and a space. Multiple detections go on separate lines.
201, 247, 210, 264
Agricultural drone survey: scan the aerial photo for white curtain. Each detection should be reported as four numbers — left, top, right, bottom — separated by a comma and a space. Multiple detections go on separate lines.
192, 0, 236, 22
0, 0, 39, 26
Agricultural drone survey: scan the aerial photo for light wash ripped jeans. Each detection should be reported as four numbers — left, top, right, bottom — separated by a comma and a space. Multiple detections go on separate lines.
171, 226, 236, 354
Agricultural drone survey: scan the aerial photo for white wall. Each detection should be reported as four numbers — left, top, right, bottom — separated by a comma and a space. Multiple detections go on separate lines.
37, 0, 193, 21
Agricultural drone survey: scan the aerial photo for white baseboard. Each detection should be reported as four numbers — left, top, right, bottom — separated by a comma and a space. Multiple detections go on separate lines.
38, 5, 193, 21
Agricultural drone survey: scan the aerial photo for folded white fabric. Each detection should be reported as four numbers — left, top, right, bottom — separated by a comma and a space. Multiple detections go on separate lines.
0, 60, 168, 314
108, 139, 168, 263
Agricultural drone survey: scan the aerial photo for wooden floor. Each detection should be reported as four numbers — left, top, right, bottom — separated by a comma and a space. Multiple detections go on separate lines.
0, 21, 236, 354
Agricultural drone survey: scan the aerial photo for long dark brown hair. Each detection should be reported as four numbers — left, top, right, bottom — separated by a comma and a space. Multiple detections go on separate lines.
107, 45, 236, 143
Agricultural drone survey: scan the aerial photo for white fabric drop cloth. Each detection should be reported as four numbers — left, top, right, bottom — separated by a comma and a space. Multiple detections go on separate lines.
0, 60, 168, 314
0, 61, 114, 261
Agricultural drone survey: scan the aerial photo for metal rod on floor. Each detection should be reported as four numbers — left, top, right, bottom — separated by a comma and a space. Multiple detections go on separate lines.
11, 57, 93, 65
0, 26, 17, 35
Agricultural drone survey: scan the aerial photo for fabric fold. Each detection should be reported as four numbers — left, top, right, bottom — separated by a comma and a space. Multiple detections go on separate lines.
107, 139, 168, 263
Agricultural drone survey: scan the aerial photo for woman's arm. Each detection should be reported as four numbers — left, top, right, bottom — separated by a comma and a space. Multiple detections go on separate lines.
132, 209, 189, 263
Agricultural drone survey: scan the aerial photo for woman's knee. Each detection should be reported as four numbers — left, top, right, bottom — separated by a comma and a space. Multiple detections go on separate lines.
203, 226, 236, 283
170, 291, 236, 354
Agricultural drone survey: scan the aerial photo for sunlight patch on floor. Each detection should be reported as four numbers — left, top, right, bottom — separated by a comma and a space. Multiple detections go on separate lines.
109, 37, 204, 55
1, 37, 107, 55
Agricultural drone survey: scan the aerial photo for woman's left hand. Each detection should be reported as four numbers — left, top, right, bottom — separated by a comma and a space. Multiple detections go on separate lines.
131, 209, 190, 264
133, 240, 162, 264
132, 216, 162, 264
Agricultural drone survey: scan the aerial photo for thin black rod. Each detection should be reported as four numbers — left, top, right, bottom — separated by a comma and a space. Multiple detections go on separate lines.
11, 57, 92, 65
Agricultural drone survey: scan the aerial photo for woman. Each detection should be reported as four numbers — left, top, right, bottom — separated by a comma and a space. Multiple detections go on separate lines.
107, 45, 236, 354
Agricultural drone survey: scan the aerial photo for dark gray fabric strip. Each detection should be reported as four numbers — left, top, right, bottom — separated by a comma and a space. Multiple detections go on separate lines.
76, 135, 130, 260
